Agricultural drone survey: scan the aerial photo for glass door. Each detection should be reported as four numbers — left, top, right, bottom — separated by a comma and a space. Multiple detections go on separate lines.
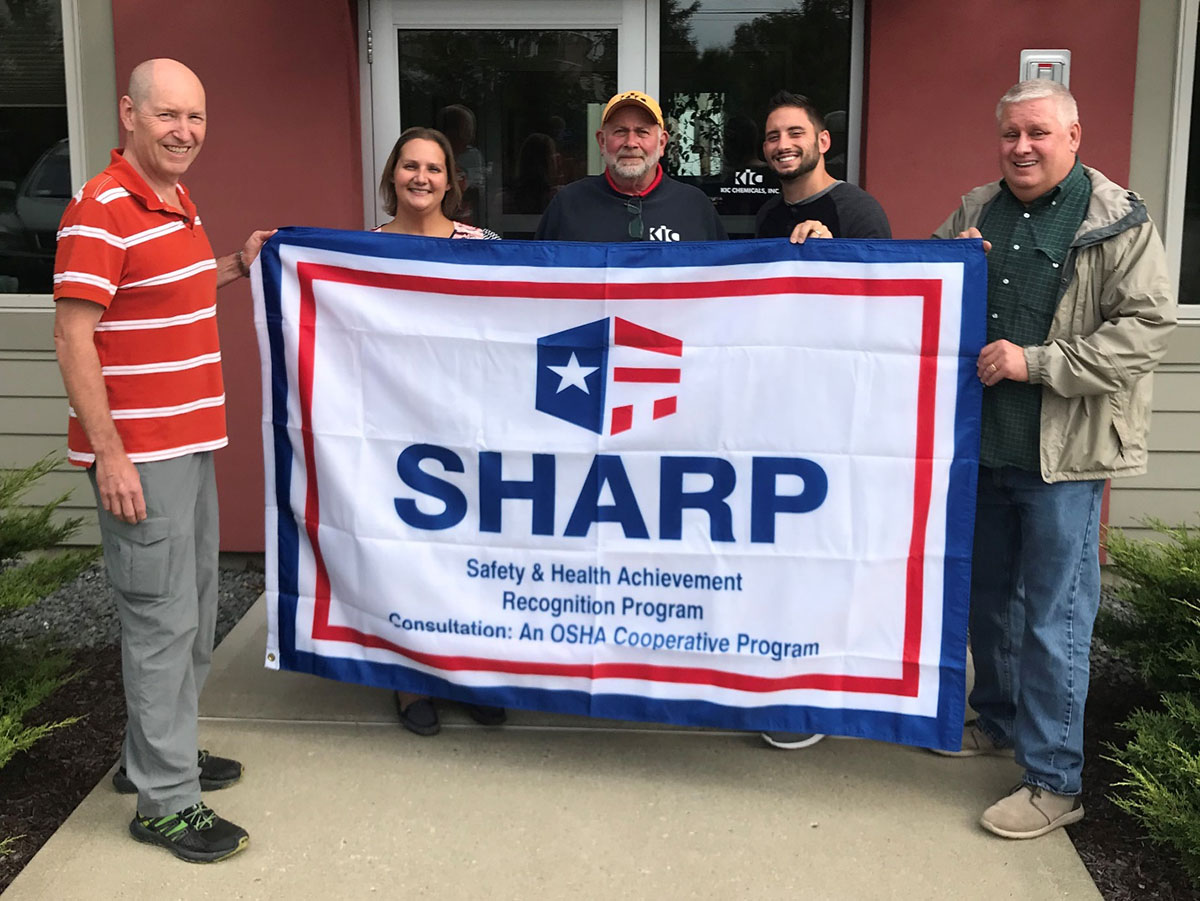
367, 0, 651, 237
658, 0, 861, 238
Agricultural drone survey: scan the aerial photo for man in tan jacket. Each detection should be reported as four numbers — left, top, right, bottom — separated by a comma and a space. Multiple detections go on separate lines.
931, 80, 1175, 839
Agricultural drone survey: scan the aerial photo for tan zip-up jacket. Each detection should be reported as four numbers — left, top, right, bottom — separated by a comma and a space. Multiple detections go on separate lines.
934, 166, 1176, 482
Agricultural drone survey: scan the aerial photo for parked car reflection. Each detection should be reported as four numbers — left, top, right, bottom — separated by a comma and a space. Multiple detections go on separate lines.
0, 139, 71, 294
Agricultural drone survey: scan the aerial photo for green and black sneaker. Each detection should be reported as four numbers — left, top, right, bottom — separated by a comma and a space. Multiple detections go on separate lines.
129, 802, 249, 863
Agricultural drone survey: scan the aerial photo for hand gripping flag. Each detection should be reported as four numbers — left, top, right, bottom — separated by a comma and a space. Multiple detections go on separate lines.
253, 228, 986, 750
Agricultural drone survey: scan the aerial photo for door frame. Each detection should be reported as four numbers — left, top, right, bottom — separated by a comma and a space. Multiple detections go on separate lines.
360, 0, 653, 227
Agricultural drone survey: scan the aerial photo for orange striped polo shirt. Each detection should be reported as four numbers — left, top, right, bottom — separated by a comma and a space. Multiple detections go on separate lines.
54, 149, 226, 466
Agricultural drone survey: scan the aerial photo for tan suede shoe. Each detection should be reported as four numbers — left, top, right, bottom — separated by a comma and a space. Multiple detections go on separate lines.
930, 723, 1015, 758
980, 784, 1083, 839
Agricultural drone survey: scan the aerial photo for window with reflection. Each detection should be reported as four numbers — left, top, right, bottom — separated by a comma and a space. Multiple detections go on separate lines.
1178, 22, 1200, 305
0, 0, 71, 294
659, 0, 854, 237
396, 29, 617, 238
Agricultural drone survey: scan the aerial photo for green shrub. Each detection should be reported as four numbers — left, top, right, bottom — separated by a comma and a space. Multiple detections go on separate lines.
0, 454, 86, 556
1099, 520, 1199, 692
0, 641, 80, 771
0, 548, 100, 615
1109, 690, 1200, 880
0, 455, 97, 772
1099, 519, 1200, 884
0, 454, 99, 613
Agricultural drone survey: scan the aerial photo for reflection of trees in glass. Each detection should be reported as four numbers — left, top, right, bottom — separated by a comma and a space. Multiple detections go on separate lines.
402, 32, 608, 103
662, 0, 701, 55
0, 0, 67, 178
0, 0, 63, 90
726, 2, 852, 115
399, 30, 616, 118
397, 30, 618, 226
660, 0, 852, 181
667, 92, 724, 177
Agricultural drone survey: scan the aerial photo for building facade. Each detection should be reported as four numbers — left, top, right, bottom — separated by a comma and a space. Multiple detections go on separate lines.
2, 0, 1196, 549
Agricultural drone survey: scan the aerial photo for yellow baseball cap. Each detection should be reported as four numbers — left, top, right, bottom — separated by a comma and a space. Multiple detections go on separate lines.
601, 90, 664, 129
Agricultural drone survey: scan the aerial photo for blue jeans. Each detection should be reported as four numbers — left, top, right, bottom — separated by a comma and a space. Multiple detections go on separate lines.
969, 466, 1104, 796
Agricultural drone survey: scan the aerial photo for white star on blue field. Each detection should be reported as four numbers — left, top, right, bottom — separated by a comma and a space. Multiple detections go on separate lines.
547, 352, 600, 394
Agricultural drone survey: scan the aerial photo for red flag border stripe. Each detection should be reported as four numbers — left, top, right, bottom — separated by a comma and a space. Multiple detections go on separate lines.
293, 262, 941, 698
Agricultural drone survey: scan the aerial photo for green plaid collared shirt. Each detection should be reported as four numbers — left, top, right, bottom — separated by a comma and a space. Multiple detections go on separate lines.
977, 161, 1090, 472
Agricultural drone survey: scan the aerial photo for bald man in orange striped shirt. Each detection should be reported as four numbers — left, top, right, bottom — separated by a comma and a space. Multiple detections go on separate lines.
53, 57, 273, 864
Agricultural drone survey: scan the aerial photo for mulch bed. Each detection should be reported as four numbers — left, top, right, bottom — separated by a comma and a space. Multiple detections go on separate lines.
0, 645, 124, 889
1069, 665, 1198, 900
0, 647, 1196, 897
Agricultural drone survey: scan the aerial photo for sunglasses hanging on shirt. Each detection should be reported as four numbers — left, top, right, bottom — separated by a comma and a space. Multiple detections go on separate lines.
624, 197, 644, 240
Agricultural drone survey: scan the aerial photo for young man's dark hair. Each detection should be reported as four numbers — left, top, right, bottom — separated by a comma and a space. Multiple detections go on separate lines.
764, 90, 826, 135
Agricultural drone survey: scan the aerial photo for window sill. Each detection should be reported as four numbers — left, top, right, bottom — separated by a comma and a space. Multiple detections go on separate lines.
0, 294, 55, 313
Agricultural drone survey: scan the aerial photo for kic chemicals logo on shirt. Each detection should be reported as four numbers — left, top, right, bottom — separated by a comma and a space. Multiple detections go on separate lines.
536, 317, 682, 435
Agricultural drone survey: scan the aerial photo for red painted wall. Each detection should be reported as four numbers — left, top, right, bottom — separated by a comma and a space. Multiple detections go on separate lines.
111, 1, 362, 549
863, 2, 1140, 238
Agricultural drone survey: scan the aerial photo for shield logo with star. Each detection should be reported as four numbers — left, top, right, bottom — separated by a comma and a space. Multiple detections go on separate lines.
535, 317, 682, 435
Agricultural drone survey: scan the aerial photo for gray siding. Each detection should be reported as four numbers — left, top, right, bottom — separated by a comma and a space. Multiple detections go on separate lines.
0, 304, 97, 545
1110, 324, 1200, 544
1119, 0, 1199, 545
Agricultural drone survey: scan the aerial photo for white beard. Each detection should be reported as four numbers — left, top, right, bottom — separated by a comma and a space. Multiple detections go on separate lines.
603, 149, 659, 181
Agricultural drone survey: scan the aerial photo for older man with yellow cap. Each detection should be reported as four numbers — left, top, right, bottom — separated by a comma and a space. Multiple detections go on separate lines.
536, 90, 726, 242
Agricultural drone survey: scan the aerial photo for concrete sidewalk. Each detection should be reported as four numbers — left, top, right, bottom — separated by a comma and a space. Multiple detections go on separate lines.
4, 598, 1101, 900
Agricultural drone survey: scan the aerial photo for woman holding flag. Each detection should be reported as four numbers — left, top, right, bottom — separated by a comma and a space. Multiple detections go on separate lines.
373, 126, 505, 735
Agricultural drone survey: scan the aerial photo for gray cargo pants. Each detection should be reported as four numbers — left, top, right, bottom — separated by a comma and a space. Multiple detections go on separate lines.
90, 452, 219, 817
